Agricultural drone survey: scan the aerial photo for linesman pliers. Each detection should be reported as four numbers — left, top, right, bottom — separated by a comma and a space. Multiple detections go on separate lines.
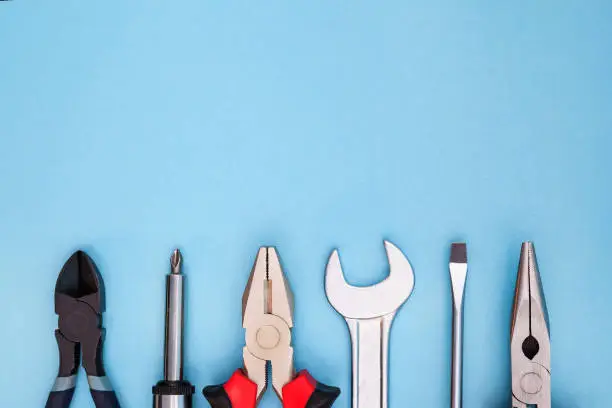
511, 242, 551, 408
203, 247, 340, 408
45, 250, 120, 408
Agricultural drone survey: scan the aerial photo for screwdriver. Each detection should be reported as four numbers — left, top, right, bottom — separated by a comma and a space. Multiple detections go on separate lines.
449, 243, 468, 408
153, 249, 195, 408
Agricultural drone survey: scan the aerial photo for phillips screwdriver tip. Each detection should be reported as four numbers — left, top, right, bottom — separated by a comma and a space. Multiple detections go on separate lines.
170, 248, 182, 275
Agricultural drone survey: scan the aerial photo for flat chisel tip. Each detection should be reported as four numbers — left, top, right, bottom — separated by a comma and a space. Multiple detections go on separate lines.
450, 243, 467, 264
170, 248, 182, 275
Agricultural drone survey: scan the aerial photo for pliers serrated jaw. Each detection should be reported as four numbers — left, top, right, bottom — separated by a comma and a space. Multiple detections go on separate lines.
511, 242, 551, 408
203, 246, 340, 408
242, 247, 294, 401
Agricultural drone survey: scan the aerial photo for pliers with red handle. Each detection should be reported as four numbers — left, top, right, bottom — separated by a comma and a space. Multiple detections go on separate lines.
203, 247, 340, 408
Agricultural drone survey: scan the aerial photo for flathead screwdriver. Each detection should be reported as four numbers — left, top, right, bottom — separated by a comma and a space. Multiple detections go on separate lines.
449, 243, 468, 408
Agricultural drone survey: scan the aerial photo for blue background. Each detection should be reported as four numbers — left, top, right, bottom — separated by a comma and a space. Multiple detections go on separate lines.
1, 2, 611, 407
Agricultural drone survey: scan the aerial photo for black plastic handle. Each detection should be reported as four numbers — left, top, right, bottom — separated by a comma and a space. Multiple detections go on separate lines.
47, 331, 78, 408
203, 370, 257, 408
304, 383, 340, 408
91, 390, 121, 408
203, 384, 233, 408
282, 370, 340, 408
45, 389, 75, 408
203, 369, 340, 408
202, 383, 340, 408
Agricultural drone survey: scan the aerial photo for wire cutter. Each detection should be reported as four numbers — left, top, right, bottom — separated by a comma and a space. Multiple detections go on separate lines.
203, 247, 340, 408
511, 242, 550, 408
45, 250, 120, 408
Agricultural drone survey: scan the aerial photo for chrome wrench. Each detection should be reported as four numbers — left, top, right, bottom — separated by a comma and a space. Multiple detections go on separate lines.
325, 240, 415, 408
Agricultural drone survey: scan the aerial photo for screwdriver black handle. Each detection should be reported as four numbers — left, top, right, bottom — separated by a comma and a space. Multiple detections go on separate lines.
45, 388, 75, 408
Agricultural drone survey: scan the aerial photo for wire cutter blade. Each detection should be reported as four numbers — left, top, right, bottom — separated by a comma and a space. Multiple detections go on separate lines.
47, 250, 120, 408
510, 242, 551, 408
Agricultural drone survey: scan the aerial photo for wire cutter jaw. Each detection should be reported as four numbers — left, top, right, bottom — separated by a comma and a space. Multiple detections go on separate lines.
511, 242, 551, 408
47, 250, 120, 408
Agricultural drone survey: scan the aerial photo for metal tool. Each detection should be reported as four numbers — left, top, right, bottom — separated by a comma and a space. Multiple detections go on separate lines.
449, 243, 468, 408
203, 246, 340, 408
325, 240, 414, 408
511, 242, 550, 408
45, 250, 120, 408
153, 249, 195, 408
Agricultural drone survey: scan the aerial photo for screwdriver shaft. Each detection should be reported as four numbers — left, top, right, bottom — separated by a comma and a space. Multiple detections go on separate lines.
164, 249, 185, 381
449, 243, 468, 408
451, 303, 464, 408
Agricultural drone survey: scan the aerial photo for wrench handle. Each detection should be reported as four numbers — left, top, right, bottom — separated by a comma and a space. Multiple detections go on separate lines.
346, 314, 395, 408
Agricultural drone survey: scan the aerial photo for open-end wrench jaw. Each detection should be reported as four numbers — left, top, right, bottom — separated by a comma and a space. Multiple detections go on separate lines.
325, 240, 415, 319
324, 240, 414, 408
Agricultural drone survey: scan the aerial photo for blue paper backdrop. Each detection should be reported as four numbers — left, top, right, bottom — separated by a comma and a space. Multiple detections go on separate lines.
1, 2, 611, 407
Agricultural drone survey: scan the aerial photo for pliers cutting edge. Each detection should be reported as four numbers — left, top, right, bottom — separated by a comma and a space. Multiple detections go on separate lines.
203, 247, 340, 408
511, 242, 551, 408
45, 251, 120, 408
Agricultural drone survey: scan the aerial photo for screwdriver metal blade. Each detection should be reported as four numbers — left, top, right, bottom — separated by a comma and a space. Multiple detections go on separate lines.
449, 242, 468, 408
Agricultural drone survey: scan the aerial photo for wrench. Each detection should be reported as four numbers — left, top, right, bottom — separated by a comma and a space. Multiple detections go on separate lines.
325, 240, 415, 408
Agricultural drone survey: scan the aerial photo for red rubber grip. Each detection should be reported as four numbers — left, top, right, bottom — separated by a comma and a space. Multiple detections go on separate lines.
282, 370, 317, 408
223, 370, 258, 408
204, 369, 338, 408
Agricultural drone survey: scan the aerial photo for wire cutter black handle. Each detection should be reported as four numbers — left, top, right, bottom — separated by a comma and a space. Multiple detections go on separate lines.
82, 331, 121, 408
45, 387, 76, 408
91, 389, 121, 408
45, 331, 79, 408
48, 248, 122, 408
44, 380, 120, 408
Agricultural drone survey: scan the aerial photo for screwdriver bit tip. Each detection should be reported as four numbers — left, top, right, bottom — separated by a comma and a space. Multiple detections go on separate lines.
450, 243, 467, 264
170, 249, 182, 274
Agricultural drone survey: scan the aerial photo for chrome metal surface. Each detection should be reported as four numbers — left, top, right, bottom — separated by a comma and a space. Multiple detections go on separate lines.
449, 243, 468, 408
325, 240, 414, 408
165, 249, 185, 382
510, 242, 551, 408
153, 249, 193, 408
153, 394, 191, 408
